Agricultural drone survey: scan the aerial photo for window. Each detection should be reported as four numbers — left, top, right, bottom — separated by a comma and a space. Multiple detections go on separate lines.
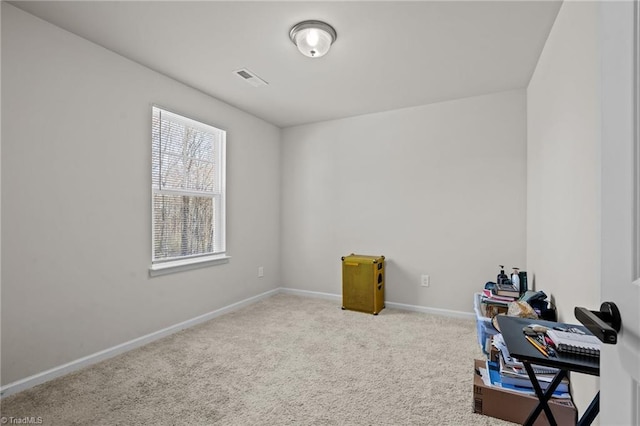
150, 106, 227, 274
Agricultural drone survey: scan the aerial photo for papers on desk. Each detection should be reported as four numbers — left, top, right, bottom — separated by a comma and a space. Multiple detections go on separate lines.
492, 334, 517, 366
480, 360, 571, 399
492, 334, 559, 374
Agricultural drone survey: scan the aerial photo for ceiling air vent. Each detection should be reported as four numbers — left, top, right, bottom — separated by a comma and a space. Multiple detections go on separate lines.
233, 68, 268, 87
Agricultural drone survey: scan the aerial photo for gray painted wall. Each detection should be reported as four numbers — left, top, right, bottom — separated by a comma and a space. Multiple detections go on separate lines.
1, 5, 281, 385
6, 2, 595, 398
280, 90, 527, 313
526, 1, 600, 416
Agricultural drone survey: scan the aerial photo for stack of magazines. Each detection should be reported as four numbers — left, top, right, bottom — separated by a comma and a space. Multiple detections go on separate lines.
489, 334, 571, 398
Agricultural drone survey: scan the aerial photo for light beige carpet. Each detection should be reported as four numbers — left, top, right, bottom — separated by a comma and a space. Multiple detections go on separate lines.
0, 294, 516, 425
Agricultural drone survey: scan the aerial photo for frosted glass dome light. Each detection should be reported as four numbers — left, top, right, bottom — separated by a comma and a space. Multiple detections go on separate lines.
289, 20, 337, 58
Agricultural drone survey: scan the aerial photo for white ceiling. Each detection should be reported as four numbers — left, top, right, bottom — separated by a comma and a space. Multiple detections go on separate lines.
11, 1, 562, 128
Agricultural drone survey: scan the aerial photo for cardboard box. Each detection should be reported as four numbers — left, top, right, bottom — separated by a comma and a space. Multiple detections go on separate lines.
473, 359, 577, 425
483, 302, 509, 318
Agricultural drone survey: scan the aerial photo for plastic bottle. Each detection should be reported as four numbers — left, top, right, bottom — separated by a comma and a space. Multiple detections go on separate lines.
511, 267, 520, 291
518, 271, 528, 293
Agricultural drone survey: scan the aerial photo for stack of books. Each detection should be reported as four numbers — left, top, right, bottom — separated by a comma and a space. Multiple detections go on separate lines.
488, 334, 571, 399
480, 289, 516, 317
481, 289, 516, 303
493, 283, 520, 298
499, 356, 569, 392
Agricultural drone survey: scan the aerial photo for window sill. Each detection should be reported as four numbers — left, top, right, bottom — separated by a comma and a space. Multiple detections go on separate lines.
149, 254, 231, 277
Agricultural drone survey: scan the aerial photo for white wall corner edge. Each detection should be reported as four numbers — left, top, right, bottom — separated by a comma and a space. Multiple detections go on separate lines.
0, 287, 473, 398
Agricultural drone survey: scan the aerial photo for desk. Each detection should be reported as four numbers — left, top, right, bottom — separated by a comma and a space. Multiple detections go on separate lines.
496, 316, 600, 426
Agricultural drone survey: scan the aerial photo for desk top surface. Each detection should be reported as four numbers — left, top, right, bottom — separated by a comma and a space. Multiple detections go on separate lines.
496, 315, 600, 376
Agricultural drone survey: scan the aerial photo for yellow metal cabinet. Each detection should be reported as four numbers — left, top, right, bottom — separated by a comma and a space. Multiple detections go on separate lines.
341, 254, 385, 315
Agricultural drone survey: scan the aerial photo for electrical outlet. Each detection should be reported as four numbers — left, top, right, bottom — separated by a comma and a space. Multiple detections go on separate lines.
421, 274, 430, 287
258, 266, 264, 278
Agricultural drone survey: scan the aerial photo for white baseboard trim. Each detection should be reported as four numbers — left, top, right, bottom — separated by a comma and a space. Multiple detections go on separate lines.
0, 288, 280, 399
1, 286, 473, 398
278, 287, 474, 320
384, 301, 475, 320
278, 287, 341, 301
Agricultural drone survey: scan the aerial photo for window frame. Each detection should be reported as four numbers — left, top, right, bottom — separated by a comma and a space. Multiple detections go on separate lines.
149, 105, 229, 276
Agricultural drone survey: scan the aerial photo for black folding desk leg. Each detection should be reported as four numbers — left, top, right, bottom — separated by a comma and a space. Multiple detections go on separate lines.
522, 362, 568, 426
577, 391, 599, 426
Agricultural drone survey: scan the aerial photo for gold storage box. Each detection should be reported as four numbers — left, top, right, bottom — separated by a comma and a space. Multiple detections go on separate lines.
341, 254, 385, 315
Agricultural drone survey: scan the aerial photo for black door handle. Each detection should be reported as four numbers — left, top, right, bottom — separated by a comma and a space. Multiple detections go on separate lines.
574, 302, 621, 344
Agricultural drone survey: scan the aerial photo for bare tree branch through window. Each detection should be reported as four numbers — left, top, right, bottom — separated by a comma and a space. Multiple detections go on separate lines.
151, 107, 226, 263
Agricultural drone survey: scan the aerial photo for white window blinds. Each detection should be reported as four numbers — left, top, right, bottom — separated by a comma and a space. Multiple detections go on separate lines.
152, 106, 226, 263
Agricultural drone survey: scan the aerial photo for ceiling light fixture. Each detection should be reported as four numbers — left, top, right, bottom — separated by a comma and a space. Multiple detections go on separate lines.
289, 20, 337, 58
